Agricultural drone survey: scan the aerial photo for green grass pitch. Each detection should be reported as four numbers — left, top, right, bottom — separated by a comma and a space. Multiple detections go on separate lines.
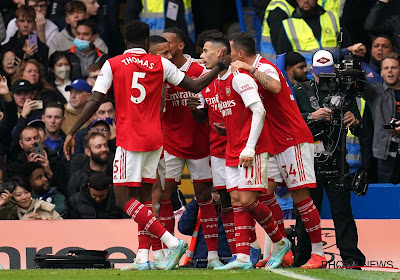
0, 268, 399, 280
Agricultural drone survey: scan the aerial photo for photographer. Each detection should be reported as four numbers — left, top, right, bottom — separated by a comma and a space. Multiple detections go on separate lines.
362, 52, 400, 183
292, 50, 365, 268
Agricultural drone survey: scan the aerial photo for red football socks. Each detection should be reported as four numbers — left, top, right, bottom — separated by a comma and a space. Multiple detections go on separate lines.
124, 198, 166, 238
159, 199, 175, 234
295, 197, 322, 243
221, 206, 237, 254
259, 194, 287, 237
198, 198, 219, 252
233, 206, 252, 255
245, 200, 283, 243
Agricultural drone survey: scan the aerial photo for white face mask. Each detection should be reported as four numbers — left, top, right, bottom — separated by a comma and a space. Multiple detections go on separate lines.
55, 66, 71, 80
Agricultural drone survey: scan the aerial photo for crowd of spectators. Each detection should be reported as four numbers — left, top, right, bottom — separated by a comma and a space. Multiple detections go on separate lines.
0, 0, 399, 225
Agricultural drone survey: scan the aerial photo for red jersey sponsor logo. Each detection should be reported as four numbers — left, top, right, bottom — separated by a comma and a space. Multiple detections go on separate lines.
166, 91, 195, 106
218, 100, 236, 117
205, 95, 220, 111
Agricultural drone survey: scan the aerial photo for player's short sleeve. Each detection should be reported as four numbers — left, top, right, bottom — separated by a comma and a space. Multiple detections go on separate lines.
257, 63, 280, 82
162, 57, 185, 86
92, 60, 113, 94
232, 72, 261, 108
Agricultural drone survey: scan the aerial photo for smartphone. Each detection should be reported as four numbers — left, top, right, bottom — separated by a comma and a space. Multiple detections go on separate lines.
28, 34, 38, 53
0, 182, 17, 193
33, 142, 45, 157
33, 100, 43, 110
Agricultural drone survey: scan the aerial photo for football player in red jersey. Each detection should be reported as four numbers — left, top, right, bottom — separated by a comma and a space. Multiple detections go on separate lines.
63, 20, 230, 270
230, 32, 325, 269
190, 32, 291, 270
160, 27, 223, 269
128, 35, 174, 270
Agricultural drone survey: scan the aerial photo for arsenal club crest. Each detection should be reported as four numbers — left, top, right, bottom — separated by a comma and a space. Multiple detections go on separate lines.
225, 86, 231, 96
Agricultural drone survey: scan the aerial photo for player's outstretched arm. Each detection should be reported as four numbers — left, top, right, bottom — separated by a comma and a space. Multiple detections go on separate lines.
231, 60, 281, 94
63, 91, 105, 160
179, 53, 231, 93
179, 67, 221, 93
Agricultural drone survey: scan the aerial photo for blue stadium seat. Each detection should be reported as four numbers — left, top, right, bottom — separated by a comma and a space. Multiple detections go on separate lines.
235, 0, 262, 51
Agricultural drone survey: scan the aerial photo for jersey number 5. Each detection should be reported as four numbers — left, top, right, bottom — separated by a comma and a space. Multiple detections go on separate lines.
130, 72, 146, 104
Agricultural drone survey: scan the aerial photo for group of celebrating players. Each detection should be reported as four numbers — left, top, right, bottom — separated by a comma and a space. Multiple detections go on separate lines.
63, 19, 327, 271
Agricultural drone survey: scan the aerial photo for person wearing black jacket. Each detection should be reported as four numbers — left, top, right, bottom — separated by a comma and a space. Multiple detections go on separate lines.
68, 171, 125, 219
3, 6, 49, 69
292, 50, 366, 268
0, 75, 18, 170
6, 125, 69, 198
67, 19, 109, 80
67, 131, 112, 197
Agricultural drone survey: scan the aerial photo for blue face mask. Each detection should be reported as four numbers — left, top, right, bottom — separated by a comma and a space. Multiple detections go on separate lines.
73, 38, 90, 51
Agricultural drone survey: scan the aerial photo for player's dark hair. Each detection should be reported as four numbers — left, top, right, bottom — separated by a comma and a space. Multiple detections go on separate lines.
197, 30, 217, 48
163, 27, 187, 43
149, 35, 168, 45
124, 20, 149, 43
198, 30, 231, 54
88, 172, 112, 191
229, 32, 256, 56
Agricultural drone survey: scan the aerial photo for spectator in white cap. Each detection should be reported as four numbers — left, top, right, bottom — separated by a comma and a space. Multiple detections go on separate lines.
61, 78, 92, 134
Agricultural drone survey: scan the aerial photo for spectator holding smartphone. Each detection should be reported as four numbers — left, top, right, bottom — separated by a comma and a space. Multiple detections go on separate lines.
0, 48, 21, 86
9, 79, 43, 143
0, 176, 63, 220
2, 6, 49, 68
2, 0, 59, 46
6, 125, 69, 198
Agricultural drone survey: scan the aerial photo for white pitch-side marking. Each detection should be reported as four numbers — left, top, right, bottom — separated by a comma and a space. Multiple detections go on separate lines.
268, 269, 320, 280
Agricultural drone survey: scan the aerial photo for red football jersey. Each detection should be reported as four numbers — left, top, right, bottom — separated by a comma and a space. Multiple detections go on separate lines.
254, 54, 314, 154
93, 48, 185, 152
201, 77, 227, 158
217, 68, 269, 166
162, 56, 210, 159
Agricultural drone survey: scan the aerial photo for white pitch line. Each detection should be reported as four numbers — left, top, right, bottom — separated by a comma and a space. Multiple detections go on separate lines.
269, 269, 320, 280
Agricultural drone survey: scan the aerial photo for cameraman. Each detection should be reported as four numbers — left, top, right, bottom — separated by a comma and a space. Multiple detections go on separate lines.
363, 52, 400, 183
292, 50, 365, 268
